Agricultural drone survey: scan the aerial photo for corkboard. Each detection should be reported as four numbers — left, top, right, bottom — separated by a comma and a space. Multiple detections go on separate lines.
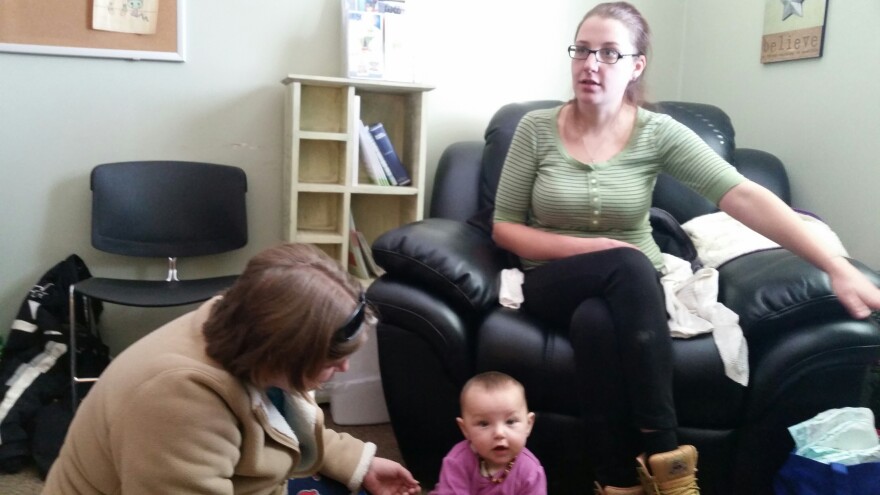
0, 0, 186, 62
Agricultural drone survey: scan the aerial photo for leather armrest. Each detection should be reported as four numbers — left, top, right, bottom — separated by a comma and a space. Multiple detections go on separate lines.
713, 249, 880, 421
718, 249, 880, 336
367, 278, 475, 382
371, 218, 510, 315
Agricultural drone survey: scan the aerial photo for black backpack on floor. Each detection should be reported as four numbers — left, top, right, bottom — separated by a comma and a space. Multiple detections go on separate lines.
0, 254, 109, 477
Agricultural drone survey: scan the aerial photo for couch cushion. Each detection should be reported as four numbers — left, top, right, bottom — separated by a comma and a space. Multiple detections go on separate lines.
717, 250, 880, 335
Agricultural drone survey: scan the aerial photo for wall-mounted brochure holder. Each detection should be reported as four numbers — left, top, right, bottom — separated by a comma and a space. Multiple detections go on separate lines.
342, 0, 418, 82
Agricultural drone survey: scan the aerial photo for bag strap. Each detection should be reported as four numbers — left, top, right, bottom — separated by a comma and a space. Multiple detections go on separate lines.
649, 207, 703, 271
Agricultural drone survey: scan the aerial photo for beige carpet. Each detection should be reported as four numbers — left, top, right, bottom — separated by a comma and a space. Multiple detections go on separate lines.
0, 465, 43, 495
0, 404, 406, 494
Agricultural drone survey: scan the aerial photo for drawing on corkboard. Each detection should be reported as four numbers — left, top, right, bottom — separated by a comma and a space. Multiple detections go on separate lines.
0, 0, 185, 62
93, 0, 160, 35
761, 0, 829, 64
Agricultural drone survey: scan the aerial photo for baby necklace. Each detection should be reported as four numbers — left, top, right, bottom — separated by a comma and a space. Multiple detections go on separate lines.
479, 456, 517, 484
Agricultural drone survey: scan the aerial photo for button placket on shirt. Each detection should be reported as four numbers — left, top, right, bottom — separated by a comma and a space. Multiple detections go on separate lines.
588, 175, 600, 227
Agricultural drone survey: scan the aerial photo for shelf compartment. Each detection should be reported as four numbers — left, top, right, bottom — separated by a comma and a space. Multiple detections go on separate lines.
350, 193, 419, 245
357, 91, 424, 185
312, 244, 343, 262
299, 85, 348, 133
298, 139, 346, 185
296, 192, 345, 237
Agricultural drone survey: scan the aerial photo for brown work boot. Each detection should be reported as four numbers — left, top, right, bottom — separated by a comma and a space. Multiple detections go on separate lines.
636, 445, 700, 494
594, 481, 647, 495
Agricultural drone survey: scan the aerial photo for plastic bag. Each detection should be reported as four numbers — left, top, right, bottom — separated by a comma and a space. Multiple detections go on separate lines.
774, 407, 880, 494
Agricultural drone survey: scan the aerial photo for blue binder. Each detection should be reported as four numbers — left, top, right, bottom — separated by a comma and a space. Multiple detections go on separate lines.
367, 122, 412, 186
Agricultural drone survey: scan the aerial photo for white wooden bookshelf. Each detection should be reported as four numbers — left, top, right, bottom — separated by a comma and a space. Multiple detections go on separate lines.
282, 74, 434, 277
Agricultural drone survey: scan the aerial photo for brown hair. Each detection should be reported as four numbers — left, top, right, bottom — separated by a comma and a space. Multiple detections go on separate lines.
203, 243, 372, 394
575, 2, 651, 105
460, 371, 528, 411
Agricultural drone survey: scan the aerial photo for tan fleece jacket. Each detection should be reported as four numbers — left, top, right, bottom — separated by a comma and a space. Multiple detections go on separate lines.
43, 299, 373, 494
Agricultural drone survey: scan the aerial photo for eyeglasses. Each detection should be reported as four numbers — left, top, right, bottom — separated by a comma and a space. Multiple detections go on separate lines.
567, 45, 640, 64
333, 292, 367, 342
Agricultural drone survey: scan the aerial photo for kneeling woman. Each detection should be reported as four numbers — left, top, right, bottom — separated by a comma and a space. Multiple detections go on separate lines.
44, 243, 420, 495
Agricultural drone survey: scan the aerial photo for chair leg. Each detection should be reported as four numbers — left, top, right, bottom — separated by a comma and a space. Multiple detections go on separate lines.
69, 287, 101, 411
69, 285, 78, 412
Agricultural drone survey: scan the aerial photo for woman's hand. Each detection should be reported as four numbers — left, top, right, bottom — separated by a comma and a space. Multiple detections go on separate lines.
825, 256, 880, 319
362, 457, 420, 495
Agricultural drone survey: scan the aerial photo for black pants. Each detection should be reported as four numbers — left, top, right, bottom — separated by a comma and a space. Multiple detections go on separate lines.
522, 247, 676, 485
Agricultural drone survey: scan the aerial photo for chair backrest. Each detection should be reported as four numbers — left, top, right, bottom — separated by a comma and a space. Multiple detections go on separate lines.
90, 161, 248, 258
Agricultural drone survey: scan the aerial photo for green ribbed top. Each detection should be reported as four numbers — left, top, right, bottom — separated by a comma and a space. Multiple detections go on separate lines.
493, 105, 745, 270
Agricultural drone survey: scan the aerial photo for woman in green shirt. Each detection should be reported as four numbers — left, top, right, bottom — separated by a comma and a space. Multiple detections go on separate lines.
492, 3, 880, 495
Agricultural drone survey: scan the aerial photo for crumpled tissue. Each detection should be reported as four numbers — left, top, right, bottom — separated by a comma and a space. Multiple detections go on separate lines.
788, 407, 880, 465
499, 268, 524, 309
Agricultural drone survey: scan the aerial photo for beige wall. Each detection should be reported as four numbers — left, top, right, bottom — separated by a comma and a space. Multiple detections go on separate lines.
676, 0, 880, 269
1, 0, 875, 348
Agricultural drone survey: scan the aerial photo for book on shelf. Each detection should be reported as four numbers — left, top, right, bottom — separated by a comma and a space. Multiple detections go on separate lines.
357, 230, 385, 277
348, 213, 371, 279
365, 121, 398, 186
367, 122, 412, 186
357, 119, 391, 186
348, 213, 385, 279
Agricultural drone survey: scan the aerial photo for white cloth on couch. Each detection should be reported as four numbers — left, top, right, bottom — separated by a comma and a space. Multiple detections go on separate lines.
499, 268, 525, 309
681, 211, 849, 268
660, 253, 748, 386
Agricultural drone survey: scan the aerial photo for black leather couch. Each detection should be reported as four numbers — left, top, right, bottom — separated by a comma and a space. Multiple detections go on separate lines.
366, 101, 880, 495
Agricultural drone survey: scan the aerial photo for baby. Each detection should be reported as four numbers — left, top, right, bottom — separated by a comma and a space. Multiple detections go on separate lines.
430, 371, 547, 494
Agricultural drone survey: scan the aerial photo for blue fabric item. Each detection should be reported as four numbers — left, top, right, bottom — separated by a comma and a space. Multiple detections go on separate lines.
288, 473, 368, 494
773, 452, 880, 495
266, 387, 285, 417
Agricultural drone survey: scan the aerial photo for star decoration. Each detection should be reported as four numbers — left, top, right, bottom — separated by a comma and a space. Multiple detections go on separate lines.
781, 0, 805, 21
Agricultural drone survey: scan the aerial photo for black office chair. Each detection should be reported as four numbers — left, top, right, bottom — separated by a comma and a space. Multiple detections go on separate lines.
69, 161, 248, 406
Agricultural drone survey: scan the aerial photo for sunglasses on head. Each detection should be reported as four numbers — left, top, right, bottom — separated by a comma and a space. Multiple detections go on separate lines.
333, 292, 366, 343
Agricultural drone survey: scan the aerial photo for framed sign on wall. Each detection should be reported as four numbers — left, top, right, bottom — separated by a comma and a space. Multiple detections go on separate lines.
761, 0, 829, 64
0, 0, 186, 62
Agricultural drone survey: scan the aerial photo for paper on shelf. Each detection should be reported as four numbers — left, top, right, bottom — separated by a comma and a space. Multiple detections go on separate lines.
342, 0, 418, 82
